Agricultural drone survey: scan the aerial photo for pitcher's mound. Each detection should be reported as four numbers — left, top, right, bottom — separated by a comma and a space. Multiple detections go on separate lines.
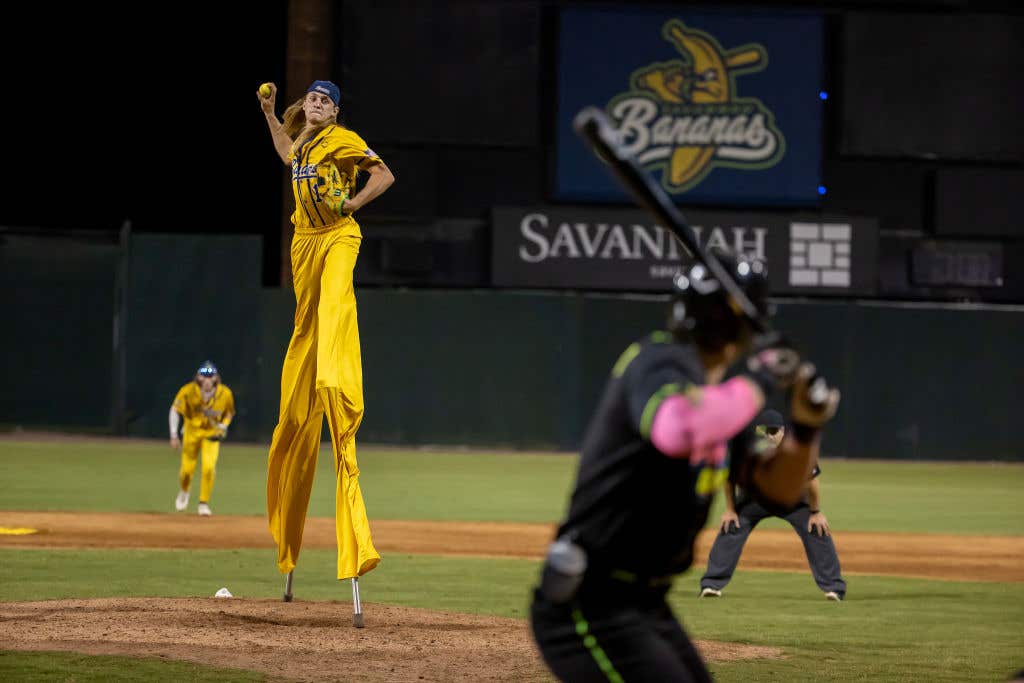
0, 598, 782, 681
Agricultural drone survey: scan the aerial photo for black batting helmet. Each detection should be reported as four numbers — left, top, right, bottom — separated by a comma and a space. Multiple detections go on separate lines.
667, 250, 770, 350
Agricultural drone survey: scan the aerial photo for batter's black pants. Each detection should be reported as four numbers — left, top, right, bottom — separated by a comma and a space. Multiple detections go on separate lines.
700, 501, 846, 597
530, 585, 713, 683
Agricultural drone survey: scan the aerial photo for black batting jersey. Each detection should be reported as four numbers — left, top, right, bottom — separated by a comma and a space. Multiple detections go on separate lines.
556, 331, 758, 578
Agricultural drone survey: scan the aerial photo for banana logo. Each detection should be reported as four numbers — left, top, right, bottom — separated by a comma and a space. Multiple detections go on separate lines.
607, 20, 784, 193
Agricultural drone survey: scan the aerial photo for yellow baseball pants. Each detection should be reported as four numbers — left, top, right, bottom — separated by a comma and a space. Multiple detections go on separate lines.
179, 432, 219, 503
267, 223, 381, 580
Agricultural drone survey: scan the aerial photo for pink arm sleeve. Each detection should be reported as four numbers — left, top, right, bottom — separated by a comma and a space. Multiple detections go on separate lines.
649, 377, 762, 458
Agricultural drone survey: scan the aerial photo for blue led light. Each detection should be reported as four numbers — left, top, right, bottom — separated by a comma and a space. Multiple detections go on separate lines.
817, 185, 827, 196
819, 91, 828, 101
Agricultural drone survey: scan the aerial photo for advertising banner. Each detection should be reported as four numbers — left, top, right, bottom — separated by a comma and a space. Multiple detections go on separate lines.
492, 206, 878, 296
556, 8, 825, 205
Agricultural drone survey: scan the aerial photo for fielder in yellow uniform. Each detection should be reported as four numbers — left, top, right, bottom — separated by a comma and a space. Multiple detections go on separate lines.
170, 361, 235, 516
259, 80, 395, 586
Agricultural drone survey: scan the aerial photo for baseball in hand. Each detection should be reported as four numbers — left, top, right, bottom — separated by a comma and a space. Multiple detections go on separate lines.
259, 83, 273, 98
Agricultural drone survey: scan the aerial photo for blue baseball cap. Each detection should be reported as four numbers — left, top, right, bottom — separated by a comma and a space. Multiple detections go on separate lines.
307, 80, 340, 106
197, 361, 218, 377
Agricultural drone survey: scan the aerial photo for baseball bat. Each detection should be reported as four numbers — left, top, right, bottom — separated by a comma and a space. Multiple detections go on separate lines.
572, 106, 764, 329
573, 106, 830, 404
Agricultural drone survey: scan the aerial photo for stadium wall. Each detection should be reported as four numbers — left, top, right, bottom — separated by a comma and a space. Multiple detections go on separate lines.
4, 233, 1020, 460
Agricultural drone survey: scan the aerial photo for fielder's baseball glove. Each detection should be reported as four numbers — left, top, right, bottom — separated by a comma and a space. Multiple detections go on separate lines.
316, 164, 351, 216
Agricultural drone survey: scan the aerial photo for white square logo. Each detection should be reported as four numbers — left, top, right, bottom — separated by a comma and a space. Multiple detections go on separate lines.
789, 222, 852, 287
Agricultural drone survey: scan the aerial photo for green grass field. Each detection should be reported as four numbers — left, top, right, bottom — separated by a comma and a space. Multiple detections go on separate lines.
2, 440, 1022, 533
2, 439, 1023, 681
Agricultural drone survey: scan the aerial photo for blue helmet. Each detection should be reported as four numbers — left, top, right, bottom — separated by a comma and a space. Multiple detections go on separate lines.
197, 361, 218, 378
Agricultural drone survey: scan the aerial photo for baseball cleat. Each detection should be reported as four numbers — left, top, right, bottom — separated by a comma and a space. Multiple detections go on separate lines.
824, 591, 842, 601
197, 502, 212, 516
283, 571, 294, 602
699, 587, 722, 598
175, 490, 190, 511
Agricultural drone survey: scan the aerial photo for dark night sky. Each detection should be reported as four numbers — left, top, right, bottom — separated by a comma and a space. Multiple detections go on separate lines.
0, 5, 288, 242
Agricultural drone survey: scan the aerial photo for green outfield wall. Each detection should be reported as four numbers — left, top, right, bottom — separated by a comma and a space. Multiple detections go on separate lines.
0, 233, 120, 428
3, 233, 1021, 460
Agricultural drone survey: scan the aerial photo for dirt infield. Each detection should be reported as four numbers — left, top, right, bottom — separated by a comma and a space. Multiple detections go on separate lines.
0, 598, 782, 682
2, 510, 1022, 583
2, 511, 1020, 681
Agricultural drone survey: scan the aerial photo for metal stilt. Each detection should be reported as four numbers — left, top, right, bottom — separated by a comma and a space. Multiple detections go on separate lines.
351, 577, 364, 628
283, 570, 294, 602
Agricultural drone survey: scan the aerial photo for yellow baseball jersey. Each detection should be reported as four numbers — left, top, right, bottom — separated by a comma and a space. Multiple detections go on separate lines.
172, 383, 235, 439
289, 124, 382, 233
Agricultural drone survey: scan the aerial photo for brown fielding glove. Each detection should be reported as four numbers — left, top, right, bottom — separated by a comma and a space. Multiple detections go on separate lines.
744, 332, 802, 394
789, 363, 841, 442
